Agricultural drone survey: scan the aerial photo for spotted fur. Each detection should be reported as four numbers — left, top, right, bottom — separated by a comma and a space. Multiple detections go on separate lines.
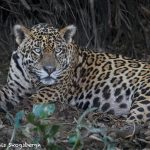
0, 50, 33, 112
1, 23, 150, 124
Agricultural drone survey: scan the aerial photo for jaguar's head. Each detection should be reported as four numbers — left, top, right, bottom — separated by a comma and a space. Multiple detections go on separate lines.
14, 23, 77, 85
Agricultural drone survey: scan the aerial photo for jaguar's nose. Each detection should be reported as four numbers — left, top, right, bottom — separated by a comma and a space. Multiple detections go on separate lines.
44, 66, 56, 74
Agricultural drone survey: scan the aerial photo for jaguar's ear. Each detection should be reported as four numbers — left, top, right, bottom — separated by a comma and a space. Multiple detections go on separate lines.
13, 25, 31, 45
60, 25, 76, 43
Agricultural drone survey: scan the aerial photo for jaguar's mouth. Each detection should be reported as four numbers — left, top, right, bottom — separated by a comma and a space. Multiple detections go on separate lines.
31, 68, 62, 85
40, 76, 57, 85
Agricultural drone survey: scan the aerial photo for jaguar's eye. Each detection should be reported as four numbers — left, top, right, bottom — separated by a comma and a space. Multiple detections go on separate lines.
33, 48, 42, 53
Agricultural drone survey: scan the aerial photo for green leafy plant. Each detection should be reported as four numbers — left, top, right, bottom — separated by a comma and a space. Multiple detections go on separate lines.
68, 107, 116, 150
25, 103, 62, 149
9, 104, 116, 150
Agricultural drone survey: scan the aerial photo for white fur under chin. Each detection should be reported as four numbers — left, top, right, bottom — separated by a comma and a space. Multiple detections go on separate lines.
40, 77, 56, 85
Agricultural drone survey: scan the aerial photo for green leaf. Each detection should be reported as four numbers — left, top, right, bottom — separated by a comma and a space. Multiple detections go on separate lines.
68, 134, 78, 145
68, 133, 81, 149
38, 124, 47, 132
32, 103, 55, 118
27, 113, 36, 124
69, 130, 82, 150
14, 111, 25, 128
47, 125, 59, 138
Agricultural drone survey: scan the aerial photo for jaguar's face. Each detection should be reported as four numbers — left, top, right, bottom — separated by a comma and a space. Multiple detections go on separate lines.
14, 23, 76, 85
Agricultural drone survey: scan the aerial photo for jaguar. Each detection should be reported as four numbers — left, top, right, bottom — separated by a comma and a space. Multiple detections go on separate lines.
1, 23, 150, 124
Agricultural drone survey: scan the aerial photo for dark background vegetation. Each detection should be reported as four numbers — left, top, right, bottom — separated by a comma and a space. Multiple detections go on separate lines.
0, 0, 150, 63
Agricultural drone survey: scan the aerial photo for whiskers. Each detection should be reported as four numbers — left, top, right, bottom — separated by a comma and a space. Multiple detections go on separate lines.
30, 67, 63, 85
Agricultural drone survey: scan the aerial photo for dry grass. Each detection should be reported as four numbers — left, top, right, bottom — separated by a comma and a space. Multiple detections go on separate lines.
0, 0, 150, 60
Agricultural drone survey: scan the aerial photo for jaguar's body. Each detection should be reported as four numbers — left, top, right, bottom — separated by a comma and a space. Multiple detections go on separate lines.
0, 50, 34, 112
1, 23, 150, 124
